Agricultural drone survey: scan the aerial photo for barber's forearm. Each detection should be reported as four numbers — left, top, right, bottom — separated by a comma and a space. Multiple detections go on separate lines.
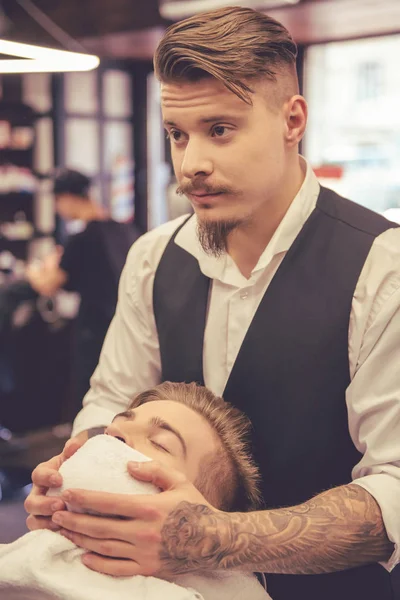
160, 484, 393, 575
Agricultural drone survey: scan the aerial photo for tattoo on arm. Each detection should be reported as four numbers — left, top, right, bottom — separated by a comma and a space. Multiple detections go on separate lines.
160, 484, 393, 575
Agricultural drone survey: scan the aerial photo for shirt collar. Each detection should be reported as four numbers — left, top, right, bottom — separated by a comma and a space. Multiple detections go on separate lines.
175, 157, 320, 282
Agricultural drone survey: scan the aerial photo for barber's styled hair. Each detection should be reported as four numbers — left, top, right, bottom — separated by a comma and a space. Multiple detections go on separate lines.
129, 381, 261, 512
53, 168, 91, 199
154, 6, 297, 103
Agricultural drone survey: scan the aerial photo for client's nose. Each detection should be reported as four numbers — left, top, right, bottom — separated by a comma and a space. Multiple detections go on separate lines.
105, 423, 127, 444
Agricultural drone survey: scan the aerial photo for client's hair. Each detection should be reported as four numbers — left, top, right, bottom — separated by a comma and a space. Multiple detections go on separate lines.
129, 381, 261, 512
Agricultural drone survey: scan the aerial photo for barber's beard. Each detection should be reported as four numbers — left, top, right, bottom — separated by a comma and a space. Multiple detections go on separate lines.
196, 218, 242, 257
176, 181, 242, 257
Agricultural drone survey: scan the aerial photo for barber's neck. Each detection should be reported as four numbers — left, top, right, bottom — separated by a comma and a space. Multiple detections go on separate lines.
227, 157, 305, 279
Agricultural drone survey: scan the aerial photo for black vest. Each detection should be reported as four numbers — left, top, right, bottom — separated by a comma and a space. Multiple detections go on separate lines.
153, 187, 398, 600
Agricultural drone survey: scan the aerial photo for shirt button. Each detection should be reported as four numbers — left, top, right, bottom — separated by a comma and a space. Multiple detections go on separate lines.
240, 291, 249, 300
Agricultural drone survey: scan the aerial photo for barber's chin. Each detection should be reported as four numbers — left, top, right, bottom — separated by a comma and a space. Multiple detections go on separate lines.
194, 204, 234, 222
189, 192, 223, 207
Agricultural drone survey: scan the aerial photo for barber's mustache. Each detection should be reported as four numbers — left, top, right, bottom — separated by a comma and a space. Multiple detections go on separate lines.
176, 181, 238, 196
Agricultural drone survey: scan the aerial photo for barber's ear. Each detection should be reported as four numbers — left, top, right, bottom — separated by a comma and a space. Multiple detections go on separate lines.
284, 95, 308, 147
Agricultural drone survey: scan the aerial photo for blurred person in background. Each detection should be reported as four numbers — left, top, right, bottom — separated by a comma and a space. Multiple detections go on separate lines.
0, 382, 269, 600
27, 169, 142, 411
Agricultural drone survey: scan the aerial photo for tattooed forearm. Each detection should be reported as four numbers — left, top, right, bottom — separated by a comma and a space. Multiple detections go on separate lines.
160, 484, 393, 575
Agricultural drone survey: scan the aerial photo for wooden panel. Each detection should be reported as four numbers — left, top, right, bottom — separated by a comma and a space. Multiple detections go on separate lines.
1, 0, 165, 47
82, 0, 400, 60
268, 0, 400, 44
3, 0, 400, 60
82, 27, 165, 61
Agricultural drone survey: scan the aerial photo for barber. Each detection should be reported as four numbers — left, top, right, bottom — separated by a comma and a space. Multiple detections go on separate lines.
25, 8, 400, 600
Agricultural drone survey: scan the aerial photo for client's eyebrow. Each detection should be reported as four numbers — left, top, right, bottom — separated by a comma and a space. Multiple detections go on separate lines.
149, 416, 187, 459
113, 409, 135, 422
112, 409, 187, 458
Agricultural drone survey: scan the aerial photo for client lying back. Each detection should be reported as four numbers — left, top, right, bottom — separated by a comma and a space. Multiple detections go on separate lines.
0, 381, 271, 600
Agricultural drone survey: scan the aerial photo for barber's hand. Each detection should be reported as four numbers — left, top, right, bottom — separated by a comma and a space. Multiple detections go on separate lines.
53, 461, 225, 578
24, 436, 85, 532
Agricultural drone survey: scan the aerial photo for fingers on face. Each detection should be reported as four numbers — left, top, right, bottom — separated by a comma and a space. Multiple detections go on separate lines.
59, 531, 160, 578
60, 531, 134, 560
62, 490, 161, 521
55, 512, 162, 552
24, 493, 65, 517
26, 514, 61, 532
82, 553, 145, 577
53, 512, 131, 540
129, 460, 187, 491
81, 547, 160, 578
63, 438, 82, 460
31, 463, 62, 488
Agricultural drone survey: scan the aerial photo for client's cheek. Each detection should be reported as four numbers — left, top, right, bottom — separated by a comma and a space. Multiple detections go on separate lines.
169, 457, 189, 479
145, 449, 178, 471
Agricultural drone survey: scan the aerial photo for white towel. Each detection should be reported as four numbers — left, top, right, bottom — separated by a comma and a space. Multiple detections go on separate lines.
47, 433, 159, 512
0, 530, 204, 600
0, 435, 271, 600
0, 435, 202, 600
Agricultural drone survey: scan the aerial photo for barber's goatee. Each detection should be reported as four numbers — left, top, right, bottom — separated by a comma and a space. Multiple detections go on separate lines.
196, 219, 241, 257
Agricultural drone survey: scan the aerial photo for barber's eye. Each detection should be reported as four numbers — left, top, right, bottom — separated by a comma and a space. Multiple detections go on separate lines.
212, 125, 226, 137
167, 129, 181, 142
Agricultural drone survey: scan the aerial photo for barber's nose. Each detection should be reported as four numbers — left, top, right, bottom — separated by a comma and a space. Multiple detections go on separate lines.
105, 423, 128, 444
180, 141, 213, 180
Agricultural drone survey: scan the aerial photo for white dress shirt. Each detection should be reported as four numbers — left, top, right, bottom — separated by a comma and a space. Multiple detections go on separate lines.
72, 160, 400, 571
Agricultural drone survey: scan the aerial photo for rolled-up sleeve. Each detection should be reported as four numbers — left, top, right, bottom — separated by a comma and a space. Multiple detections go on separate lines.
348, 227, 400, 571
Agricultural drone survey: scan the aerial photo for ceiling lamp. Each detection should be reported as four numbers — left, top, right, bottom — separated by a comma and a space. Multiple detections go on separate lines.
0, 39, 99, 73
0, 0, 99, 74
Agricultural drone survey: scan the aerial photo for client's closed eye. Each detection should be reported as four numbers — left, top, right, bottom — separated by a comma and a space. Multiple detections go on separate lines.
150, 440, 170, 453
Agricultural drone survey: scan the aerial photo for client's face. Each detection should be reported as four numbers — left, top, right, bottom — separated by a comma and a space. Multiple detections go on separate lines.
105, 400, 220, 484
